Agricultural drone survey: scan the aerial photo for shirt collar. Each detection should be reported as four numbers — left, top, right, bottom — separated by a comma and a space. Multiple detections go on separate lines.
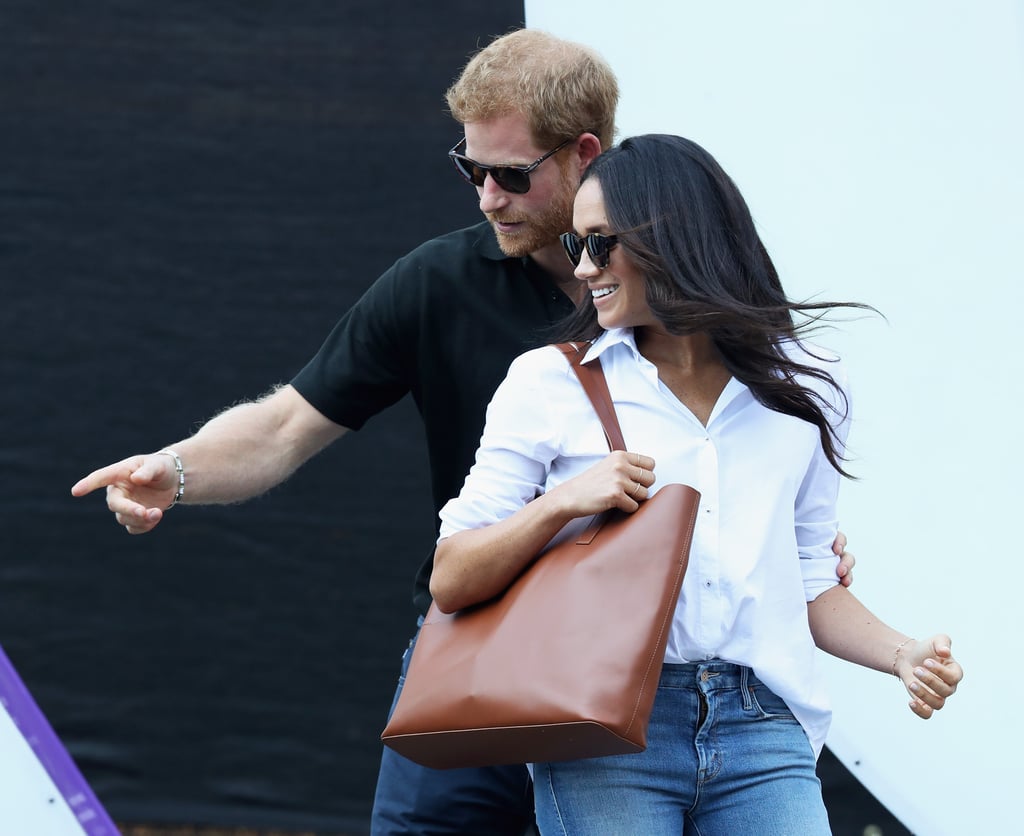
580, 328, 640, 364
584, 328, 754, 425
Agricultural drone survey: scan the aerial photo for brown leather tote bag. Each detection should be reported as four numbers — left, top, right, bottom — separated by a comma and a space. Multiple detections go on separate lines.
380, 343, 700, 769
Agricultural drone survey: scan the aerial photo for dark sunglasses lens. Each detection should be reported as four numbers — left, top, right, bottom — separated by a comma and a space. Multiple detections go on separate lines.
560, 233, 584, 265
587, 236, 611, 267
490, 167, 531, 195
452, 155, 486, 187
452, 155, 531, 194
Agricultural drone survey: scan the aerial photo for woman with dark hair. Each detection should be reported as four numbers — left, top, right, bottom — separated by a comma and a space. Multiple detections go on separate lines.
429, 134, 962, 834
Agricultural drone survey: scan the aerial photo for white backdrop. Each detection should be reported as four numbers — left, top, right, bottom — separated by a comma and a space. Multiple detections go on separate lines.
0, 703, 88, 833
527, 2, 1023, 833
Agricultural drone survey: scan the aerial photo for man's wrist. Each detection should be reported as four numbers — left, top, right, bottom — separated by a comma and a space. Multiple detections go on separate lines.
158, 449, 185, 509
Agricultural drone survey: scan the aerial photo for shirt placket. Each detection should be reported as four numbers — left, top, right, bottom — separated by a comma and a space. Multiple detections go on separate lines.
691, 428, 722, 658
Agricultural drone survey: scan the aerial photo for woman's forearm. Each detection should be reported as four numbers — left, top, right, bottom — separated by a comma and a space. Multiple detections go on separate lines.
430, 489, 580, 614
806, 584, 910, 674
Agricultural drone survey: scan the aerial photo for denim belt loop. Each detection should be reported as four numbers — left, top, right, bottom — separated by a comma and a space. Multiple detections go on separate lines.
739, 665, 754, 710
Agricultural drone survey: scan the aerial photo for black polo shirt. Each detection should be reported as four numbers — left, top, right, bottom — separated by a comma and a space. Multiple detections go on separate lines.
292, 221, 576, 614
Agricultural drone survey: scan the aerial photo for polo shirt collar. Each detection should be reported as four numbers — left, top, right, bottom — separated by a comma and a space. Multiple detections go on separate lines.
472, 224, 511, 262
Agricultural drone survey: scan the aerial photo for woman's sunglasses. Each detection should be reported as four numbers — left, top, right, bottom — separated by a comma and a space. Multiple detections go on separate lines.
448, 137, 574, 195
560, 232, 619, 269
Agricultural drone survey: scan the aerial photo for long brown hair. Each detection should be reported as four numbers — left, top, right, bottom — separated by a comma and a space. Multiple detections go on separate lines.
555, 134, 875, 476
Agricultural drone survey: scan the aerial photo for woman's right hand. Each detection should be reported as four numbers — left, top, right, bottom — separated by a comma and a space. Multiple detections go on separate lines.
549, 450, 656, 517
432, 449, 658, 613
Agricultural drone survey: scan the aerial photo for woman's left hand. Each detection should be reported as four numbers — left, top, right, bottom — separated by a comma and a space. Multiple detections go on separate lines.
894, 635, 964, 718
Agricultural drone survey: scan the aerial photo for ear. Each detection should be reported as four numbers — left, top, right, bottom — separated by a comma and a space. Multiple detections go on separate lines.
575, 132, 604, 175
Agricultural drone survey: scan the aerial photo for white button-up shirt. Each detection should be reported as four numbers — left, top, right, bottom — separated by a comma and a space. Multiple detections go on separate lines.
439, 328, 851, 756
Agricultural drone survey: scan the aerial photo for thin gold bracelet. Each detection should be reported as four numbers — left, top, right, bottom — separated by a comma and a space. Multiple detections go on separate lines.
891, 638, 914, 678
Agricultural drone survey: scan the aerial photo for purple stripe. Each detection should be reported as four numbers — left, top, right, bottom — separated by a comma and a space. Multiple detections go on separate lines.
0, 644, 119, 835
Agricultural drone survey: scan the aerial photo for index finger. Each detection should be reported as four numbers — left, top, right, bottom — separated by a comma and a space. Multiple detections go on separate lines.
70, 456, 145, 497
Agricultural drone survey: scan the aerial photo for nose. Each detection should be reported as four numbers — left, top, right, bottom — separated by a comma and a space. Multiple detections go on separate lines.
574, 247, 601, 282
477, 174, 511, 213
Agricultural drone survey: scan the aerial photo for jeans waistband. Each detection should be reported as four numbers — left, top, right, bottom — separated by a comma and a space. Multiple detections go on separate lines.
659, 661, 761, 691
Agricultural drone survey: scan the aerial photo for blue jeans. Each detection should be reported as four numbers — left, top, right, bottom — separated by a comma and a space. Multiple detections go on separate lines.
533, 661, 830, 836
370, 618, 536, 836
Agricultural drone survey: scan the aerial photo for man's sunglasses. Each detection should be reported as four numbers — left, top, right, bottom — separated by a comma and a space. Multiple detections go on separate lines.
448, 137, 574, 195
560, 232, 619, 269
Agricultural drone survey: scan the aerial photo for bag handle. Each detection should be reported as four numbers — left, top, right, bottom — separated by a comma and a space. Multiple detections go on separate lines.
554, 342, 630, 546
554, 342, 625, 452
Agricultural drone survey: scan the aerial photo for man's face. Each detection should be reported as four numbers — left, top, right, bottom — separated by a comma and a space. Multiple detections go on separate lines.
462, 115, 578, 258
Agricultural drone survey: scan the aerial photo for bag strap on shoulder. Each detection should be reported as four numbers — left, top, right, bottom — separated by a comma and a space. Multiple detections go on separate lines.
553, 342, 628, 545
554, 342, 626, 452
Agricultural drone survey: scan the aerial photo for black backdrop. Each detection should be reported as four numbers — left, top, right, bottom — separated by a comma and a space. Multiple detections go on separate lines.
0, 2, 907, 833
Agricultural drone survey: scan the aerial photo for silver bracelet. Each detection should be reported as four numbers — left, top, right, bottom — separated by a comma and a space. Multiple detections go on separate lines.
158, 449, 185, 509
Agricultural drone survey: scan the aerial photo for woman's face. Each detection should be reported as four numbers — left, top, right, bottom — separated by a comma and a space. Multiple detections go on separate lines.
571, 178, 658, 331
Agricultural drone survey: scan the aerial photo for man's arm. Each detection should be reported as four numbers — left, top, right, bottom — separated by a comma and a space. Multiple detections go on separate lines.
833, 530, 855, 586
71, 384, 347, 534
